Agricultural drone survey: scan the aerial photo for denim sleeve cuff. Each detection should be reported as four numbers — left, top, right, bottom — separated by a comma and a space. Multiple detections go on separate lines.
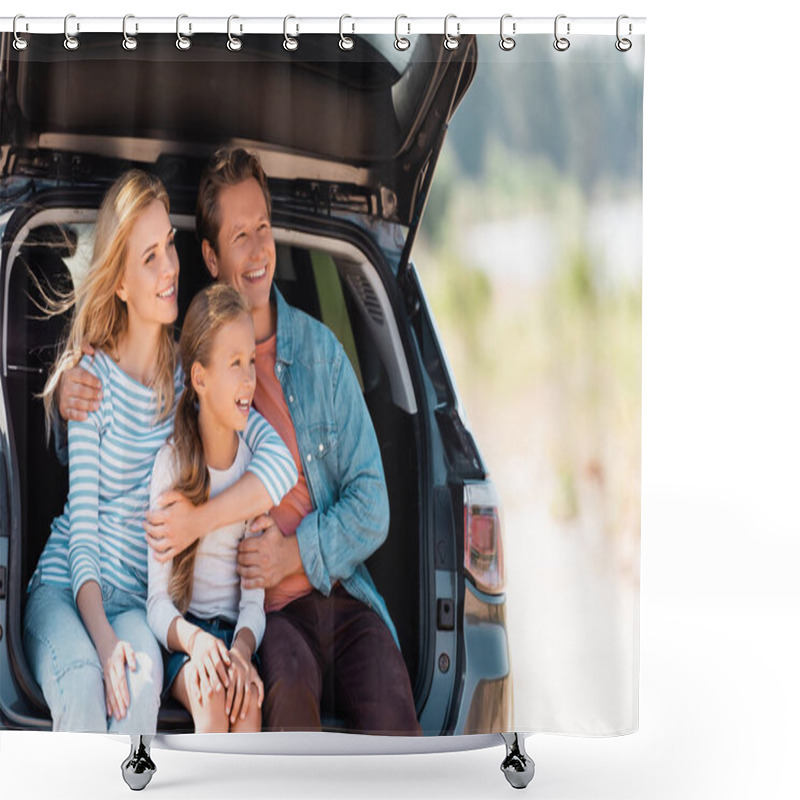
294, 513, 332, 596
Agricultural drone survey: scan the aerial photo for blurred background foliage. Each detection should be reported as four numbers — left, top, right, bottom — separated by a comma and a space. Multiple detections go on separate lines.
416, 37, 642, 579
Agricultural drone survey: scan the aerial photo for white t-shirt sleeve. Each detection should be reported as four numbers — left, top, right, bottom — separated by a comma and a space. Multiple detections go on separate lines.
233, 524, 266, 651
146, 443, 183, 652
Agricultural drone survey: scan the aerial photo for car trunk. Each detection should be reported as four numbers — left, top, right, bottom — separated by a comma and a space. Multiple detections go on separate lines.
1, 183, 426, 730
1, 31, 477, 254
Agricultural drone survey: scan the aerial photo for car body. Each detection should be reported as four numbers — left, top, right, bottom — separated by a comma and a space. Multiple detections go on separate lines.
0, 32, 511, 736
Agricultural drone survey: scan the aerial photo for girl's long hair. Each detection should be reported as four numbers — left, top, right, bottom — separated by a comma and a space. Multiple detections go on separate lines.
40, 170, 176, 438
168, 283, 251, 614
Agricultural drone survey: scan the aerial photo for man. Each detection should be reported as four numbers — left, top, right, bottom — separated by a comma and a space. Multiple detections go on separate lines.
59, 148, 419, 734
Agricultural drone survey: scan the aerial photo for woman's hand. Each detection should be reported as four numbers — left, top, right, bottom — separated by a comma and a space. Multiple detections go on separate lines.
145, 491, 202, 563
225, 640, 264, 724
187, 630, 231, 704
97, 637, 137, 721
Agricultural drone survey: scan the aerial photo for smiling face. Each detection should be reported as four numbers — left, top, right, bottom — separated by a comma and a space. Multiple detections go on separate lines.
116, 199, 179, 329
202, 177, 275, 326
192, 312, 257, 433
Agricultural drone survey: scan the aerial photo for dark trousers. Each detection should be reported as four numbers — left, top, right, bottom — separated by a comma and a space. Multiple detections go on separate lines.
259, 585, 421, 735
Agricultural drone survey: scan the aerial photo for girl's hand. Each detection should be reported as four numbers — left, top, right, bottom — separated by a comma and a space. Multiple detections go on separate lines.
188, 631, 231, 702
97, 637, 137, 721
225, 641, 264, 723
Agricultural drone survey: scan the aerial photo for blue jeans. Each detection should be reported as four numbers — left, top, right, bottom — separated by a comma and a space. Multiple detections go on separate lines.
23, 574, 163, 733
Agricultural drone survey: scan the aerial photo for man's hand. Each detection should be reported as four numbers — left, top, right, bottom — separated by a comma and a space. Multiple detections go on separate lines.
237, 515, 303, 590
145, 491, 203, 563
57, 342, 101, 422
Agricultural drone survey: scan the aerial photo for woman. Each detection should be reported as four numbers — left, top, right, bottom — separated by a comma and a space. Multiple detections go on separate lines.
24, 170, 296, 733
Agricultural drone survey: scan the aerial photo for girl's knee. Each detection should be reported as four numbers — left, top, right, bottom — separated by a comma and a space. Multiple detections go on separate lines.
231, 697, 263, 733
193, 691, 230, 734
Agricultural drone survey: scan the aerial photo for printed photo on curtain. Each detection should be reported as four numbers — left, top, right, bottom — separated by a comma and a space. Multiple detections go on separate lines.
0, 25, 643, 787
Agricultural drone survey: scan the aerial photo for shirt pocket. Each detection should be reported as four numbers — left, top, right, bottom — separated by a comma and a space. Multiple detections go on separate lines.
306, 422, 338, 461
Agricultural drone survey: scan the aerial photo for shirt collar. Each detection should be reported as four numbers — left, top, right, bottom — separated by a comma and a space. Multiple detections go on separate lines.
273, 285, 294, 366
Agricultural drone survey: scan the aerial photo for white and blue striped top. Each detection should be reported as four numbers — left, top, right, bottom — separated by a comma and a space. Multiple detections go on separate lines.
30, 349, 298, 602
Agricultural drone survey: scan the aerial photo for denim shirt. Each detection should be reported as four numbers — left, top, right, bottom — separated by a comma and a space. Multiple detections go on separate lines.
271, 288, 398, 648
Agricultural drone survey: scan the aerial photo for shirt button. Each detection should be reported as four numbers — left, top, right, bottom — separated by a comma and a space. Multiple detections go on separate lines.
276, 365, 281, 374
289, 395, 294, 403
318, 444, 324, 452
306, 454, 312, 462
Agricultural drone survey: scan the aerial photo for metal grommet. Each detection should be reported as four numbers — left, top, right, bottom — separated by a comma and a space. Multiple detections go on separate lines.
227, 15, 242, 51
283, 15, 299, 51
13, 15, 28, 51
615, 14, 632, 52
499, 14, 516, 51
122, 15, 138, 51
394, 14, 410, 51
64, 14, 79, 51
553, 14, 570, 52
176, 14, 192, 50
443, 14, 459, 51
339, 15, 355, 51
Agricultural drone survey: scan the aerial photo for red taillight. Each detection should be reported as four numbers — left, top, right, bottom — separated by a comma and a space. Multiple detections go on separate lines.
464, 483, 505, 594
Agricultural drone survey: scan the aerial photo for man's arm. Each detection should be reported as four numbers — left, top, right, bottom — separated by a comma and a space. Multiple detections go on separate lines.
146, 410, 298, 562
52, 346, 102, 464
293, 347, 390, 595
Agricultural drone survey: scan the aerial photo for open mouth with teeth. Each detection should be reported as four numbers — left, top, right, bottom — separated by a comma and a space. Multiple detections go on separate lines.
156, 284, 176, 299
242, 266, 267, 283
235, 397, 251, 416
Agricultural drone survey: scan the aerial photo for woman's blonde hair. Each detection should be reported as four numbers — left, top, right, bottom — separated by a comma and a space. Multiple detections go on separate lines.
41, 170, 177, 437
168, 283, 251, 614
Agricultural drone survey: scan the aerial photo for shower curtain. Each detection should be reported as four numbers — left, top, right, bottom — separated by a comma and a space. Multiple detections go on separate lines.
0, 25, 643, 742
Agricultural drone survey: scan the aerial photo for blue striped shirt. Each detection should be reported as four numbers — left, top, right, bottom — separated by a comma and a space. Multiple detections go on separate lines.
30, 349, 297, 602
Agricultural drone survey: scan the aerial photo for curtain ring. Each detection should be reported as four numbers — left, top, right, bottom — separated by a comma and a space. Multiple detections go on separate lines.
394, 15, 410, 51
443, 14, 460, 51
64, 14, 79, 51
615, 14, 632, 52
176, 14, 192, 50
553, 14, 570, 51
283, 15, 299, 51
13, 15, 28, 51
227, 15, 242, 51
339, 15, 355, 51
499, 14, 516, 51
122, 15, 138, 51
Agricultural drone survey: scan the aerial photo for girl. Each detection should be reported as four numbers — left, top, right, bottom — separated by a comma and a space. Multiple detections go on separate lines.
24, 171, 296, 734
147, 285, 266, 733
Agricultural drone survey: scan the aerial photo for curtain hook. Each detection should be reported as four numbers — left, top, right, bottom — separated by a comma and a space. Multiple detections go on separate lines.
339, 15, 355, 51
176, 14, 192, 50
122, 15, 138, 51
283, 15, 299, 51
13, 15, 28, 51
227, 15, 242, 51
615, 15, 632, 52
553, 14, 570, 52
64, 13, 79, 51
443, 14, 460, 51
394, 15, 411, 51
500, 14, 516, 51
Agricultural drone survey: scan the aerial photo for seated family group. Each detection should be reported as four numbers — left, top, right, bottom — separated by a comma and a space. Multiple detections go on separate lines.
22, 148, 420, 736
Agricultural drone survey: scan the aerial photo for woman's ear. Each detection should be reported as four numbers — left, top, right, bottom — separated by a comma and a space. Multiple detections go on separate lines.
116, 280, 128, 303
191, 361, 207, 397
202, 240, 219, 279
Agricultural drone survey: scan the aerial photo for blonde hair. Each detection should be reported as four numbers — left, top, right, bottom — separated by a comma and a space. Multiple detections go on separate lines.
41, 170, 177, 438
168, 283, 251, 614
